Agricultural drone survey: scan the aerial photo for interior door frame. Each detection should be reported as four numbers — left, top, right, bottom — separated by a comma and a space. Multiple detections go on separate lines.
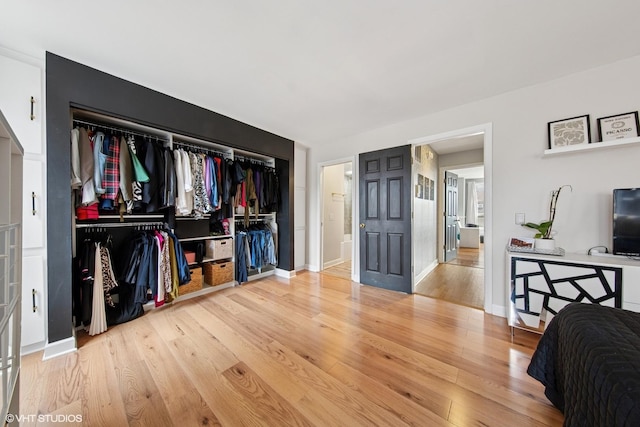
318, 156, 358, 280
408, 123, 493, 313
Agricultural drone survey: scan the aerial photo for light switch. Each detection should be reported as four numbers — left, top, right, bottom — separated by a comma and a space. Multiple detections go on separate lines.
515, 213, 525, 225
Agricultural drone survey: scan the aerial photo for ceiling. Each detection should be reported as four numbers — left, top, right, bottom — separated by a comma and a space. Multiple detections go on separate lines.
3, 1, 640, 147
427, 134, 484, 156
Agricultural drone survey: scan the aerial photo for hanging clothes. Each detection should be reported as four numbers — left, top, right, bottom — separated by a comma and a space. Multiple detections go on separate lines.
87, 242, 107, 336
70, 128, 82, 189
235, 221, 277, 282
93, 131, 107, 195
77, 127, 97, 206
119, 136, 134, 209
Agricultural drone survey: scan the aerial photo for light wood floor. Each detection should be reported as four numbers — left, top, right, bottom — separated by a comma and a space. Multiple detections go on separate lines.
322, 260, 352, 280
415, 246, 484, 309
20, 272, 562, 426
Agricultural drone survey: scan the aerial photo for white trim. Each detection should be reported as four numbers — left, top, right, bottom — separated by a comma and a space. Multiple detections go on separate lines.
275, 268, 295, 279
307, 264, 320, 272
493, 304, 507, 318
0, 46, 44, 67
415, 259, 438, 284
20, 341, 46, 356
43, 335, 77, 360
409, 123, 494, 314
323, 258, 344, 269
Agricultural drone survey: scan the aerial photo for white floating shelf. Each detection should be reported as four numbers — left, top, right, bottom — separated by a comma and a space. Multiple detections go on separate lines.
544, 136, 640, 156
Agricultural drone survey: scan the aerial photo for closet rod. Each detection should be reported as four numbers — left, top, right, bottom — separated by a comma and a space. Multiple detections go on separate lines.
234, 154, 271, 165
173, 140, 229, 157
73, 118, 169, 142
75, 221, 166, 229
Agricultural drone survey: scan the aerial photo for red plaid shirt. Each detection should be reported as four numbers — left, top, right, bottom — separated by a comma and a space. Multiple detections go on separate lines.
102, 135, 120, 200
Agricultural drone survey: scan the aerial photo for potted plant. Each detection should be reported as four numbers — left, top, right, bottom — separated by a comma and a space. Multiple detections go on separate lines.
522, 185, 572, 250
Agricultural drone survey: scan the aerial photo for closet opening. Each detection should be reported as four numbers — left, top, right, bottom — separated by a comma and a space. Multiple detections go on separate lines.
70, 107, 282, 341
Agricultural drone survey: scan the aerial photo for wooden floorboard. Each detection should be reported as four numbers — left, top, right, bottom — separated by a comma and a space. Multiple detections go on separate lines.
20, 272, 562, 426
415, 245, 485, 309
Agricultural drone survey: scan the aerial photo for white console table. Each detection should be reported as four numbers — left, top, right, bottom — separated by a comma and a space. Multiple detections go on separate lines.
506, 248, 640, 334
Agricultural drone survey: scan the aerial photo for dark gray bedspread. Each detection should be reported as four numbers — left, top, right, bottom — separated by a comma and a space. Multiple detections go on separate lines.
527, 303, 640, 426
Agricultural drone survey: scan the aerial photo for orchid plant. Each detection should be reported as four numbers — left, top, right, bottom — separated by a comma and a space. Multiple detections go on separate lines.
522, 185, 572, 239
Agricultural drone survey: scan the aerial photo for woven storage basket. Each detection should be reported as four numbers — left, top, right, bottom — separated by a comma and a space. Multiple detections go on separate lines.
204, 261, 235, 286
179, 266, 203, 295
205, 238, 234, 260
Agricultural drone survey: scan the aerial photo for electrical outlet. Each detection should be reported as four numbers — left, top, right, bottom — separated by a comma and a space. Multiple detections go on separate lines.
515, 213, 525, 225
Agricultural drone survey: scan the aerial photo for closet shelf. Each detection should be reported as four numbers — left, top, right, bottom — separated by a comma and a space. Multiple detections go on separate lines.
142, 280, 236, 311
187, 257, 232, 266
234, 213, 275, 218
179, 235, 232, 242
544, 136, 640, 156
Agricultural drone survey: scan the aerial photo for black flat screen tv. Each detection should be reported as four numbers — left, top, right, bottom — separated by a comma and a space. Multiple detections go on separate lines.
613, 188, 640, 256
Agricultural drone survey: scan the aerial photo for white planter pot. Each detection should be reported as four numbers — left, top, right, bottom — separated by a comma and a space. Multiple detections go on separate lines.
534, 238, 556, 251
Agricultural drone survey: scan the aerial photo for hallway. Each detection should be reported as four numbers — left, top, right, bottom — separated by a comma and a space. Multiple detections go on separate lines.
415, 245, 484, 309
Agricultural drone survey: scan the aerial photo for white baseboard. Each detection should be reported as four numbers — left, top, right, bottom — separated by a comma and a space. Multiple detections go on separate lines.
414, 260, 438, 284
492, 304, 507, 318
323, 258, 343, 269
275, 268, 295, 279
20, 341, 46, 356
307, 264, 320, 272
43, 335, 77, 360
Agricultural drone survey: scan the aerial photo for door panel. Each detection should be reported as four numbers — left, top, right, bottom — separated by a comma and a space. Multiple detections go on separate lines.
366, 180, 379, 219
444, 171, 459, 262
22, 159, 44, 249
366, 232, 380, 272
359, 145, 412, 293
21, 255, 46, 348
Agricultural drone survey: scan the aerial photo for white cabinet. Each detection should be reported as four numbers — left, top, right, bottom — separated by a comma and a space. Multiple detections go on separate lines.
507, 249, 640, 334
0, 51, 47, 353
21, 255, 45, 348
0, 54, 42, 154
622, 266, 640, 312
22, 159, 45, 249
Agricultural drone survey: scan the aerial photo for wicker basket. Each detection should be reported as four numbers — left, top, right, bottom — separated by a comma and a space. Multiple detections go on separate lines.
205, 238, 234, 260
204, 261, 235, 286
179, 266, 203, 295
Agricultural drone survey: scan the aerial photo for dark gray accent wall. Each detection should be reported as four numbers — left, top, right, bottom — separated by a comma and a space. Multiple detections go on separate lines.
46, 52, 294, 344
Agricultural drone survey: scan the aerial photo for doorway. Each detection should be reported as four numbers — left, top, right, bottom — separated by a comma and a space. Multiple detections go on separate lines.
321, 161, 354, 281
409, 124, 492, 311
415, 163, 485, 308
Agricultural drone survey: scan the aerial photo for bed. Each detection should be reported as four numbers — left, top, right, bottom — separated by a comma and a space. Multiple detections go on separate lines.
527, 303, 640, 426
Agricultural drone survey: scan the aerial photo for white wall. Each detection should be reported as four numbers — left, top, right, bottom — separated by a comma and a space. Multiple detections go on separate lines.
322, 163, 346, 268
413, 146, 439, 282
306, 54, 640, 314
294, 144, 308, 270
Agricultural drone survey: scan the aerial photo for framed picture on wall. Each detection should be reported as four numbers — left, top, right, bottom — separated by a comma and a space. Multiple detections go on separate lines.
424, 176, 430, 200
416, 174, 425, 199
547, 114, 591, 149
597, 111, 640, 141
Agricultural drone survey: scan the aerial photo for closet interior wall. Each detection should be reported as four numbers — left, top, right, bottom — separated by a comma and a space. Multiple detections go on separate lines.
70, 108, 281, 318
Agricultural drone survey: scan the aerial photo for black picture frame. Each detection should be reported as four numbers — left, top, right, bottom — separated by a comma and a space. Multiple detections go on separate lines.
597, 111, 640, 142
547, 114, 591, 149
